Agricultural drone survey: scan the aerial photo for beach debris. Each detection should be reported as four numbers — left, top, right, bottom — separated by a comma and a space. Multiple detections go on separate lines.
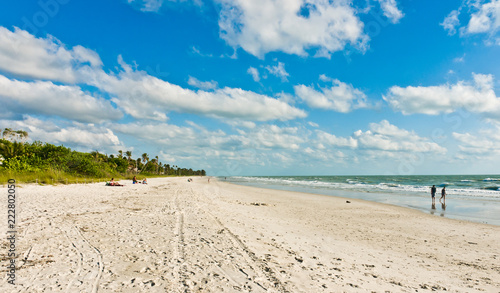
295, 256, 303, 263
346, 201, 351, 203
250, 202, 268, 206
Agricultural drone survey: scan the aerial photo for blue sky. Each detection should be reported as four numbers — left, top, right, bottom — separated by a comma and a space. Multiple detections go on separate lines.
1, 0, 500, 176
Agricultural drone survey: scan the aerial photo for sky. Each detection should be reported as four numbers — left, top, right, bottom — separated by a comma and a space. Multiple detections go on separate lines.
0, 0, 499, 176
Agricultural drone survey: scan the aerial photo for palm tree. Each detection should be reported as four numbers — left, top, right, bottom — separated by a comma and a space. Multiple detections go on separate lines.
151, 158, 157, 174
2, 128, 28, 142
155, 155, 159, 174
140, 153, 149, 173
136, 158, 142, 172
125, 150, 134, 172
118, 150, 123, 159
0, 140, 25, 159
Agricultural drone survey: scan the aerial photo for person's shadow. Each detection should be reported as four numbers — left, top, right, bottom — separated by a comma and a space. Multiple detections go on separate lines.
440, 202, 446, 217
430, 203, 436, 215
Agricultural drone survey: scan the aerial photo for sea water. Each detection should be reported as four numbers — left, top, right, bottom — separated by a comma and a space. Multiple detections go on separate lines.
223, 175, 500, 226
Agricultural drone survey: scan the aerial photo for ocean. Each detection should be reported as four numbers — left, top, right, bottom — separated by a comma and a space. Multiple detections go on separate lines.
223, 175, 500, 226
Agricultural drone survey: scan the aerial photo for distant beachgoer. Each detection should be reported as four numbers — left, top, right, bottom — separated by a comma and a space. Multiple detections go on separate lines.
431, 185, 436, 203
440, 186, 446, 202
133, 176, 138, 184
108, 178, 123, 186
208, 178, 210, 183
142, 178, 148, 184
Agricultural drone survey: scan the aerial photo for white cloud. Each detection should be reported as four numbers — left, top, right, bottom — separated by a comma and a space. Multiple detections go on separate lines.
316, 120, 446, 154
265, 62, 289, 82
114, 121, 306, 152
295, 78, 369, 112
0, 74, 122, 123
0, 27, 101, 83
357, 120, 445, 153
247, 67, 260, 82
225, 120, 257, 129
442, 0, 500, 43
441, 10, 461, 35
452, 123, 500, 161
453, 53, 466, 63
129, 0, 164, 12
384, 73, 500, 119
187, 76, 218, 90
0, 27, 304, 123
217, 0, 368, 58
465, 0, 500, 34
0, 116, 123, 152
127, 0, 203, 12
240, 124, 305, 150
316, 131, 358, 148
376, 0, 404, 24
90, 58, 307, 122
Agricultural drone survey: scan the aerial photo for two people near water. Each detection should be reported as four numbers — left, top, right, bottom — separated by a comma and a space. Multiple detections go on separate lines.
431, 185, 446, 203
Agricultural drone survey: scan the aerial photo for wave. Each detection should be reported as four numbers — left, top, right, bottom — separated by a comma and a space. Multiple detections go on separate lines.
483, 178, 500, 182
229, 176, 500, 199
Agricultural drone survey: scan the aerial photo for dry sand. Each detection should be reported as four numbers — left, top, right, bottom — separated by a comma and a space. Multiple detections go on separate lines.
1, 177, 499, 292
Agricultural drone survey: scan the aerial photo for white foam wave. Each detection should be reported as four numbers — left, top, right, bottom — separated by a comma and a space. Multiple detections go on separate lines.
230, 176, 500, 199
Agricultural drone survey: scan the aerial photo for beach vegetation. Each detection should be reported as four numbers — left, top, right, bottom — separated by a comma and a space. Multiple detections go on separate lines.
0, 128, 206, 184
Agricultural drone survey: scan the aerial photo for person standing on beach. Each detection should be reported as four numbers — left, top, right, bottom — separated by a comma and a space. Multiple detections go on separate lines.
431, 185, 436, 204
440, 186, 446, 202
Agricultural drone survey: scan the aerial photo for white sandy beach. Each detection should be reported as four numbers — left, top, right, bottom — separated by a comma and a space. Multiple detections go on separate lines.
1, 177, 499, 292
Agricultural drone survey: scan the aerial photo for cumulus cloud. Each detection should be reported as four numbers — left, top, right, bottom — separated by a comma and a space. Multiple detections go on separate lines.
0, 27, 101, 83
265, 62, 289, 82
0, 27, 305, 123
316, 120, 446, 154
453, 123, 500, 157
127, 0, 203, 12
295, 77, 369, 112
112, 121, 306, 154
441, 10, 461, 35
89, 57, 306, 121
187, 76, 218, 90
356, 120, 446, 153
128, 0, 164, 12
247, 67, 260, 82
316, 131, 358, 148
0, 74, 122, 123
442, 0, 500, 43
239, 124, 305, 150
465, 0, 500, 34
217, 0, 368, 58
0, 116, 123, 152
384, 73, 500, 119
376, 0, 404, 24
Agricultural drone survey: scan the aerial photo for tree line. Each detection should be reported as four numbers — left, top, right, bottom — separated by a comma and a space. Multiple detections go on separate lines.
0, 128, 206, 181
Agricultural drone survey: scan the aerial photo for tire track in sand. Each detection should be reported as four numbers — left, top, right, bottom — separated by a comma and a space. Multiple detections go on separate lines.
171, 187, 189, 292
62, 225, 104, 293
193, 186, 290, 293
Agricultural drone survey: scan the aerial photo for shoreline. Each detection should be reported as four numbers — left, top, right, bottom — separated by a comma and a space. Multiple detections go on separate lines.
223, 177, 500, 227
1, 177, 499, 292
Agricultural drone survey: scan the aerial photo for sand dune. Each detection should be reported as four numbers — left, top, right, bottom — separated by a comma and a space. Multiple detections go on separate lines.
1, 177, 499, 292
